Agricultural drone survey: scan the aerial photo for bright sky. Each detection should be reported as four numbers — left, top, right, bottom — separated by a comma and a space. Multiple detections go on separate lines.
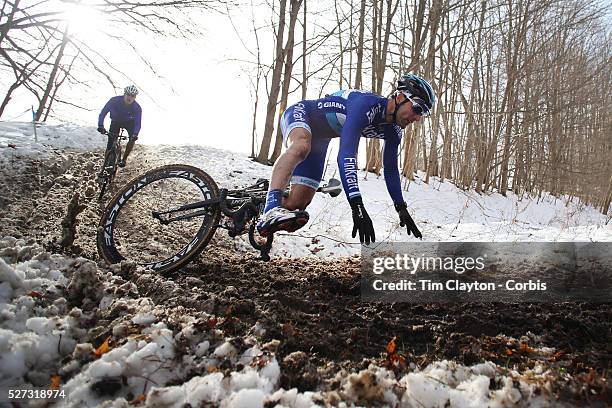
3, 4, 267, 154
2, 1, 395, 159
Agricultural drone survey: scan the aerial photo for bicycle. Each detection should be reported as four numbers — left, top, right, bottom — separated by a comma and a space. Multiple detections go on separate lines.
98, 130, 128, 200
96, 164, 342, 273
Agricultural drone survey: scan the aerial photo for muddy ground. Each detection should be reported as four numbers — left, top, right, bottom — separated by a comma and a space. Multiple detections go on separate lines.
0, 145, 610, 406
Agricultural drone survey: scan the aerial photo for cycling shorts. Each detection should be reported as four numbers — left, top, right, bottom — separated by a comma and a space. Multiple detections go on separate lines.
280, 102, 332, 190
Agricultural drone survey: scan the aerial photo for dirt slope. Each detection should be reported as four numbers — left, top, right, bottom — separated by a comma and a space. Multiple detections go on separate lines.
1, 145, 609, 405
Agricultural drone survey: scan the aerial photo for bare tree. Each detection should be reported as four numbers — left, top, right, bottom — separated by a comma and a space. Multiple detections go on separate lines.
256, 0, 288, 164
271, 0, 304, 162
0, 0, 225, 119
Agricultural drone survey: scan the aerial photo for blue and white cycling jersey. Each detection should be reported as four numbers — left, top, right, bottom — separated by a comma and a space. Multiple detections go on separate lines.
280, 89, 404, 204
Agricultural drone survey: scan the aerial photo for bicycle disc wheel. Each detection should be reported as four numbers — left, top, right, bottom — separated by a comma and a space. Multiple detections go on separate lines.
97, 164, 221, 273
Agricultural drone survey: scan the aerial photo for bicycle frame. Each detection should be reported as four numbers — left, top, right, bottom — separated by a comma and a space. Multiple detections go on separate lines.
151, 177, 342, 261
151, 178, 268, 225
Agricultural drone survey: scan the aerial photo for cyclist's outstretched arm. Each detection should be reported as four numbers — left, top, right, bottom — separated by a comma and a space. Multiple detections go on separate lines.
337, 108, 376, 244
337, 110, 368, 200
98, 98, 112, 129
382, 132, 404, 204
383, 133, 422, 238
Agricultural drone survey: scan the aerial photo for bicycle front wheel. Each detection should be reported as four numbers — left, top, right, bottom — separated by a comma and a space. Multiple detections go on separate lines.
97, 164, 221, 273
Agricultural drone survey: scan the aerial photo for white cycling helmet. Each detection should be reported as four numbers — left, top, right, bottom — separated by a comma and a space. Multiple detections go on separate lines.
124, 85, 138, 96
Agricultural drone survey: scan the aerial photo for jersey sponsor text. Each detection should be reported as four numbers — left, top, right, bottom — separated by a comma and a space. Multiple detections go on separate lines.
317, 101, 346, 110
343, 157, 359, 194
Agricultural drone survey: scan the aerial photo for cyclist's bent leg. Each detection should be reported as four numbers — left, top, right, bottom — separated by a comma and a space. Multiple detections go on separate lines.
258, 103, 313, 236
261, 135, 331, 234
258, 130, 331, 236
284, 134, 332, 210
265, 128, 310, 203
100, 127, 119, 176
264, 103, 312, 213
268, 130, 311, 190
120, 120, 136, 166
284, 185, 316, 211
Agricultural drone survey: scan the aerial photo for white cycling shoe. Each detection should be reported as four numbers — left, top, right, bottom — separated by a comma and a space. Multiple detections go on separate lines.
256, 207, 309, 237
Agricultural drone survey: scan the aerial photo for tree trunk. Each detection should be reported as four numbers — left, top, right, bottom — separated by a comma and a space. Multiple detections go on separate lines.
35, 26, 69, 121
0, 0, 19, 46
424, 0, 441, 184
256, 0, 288, 164
301, 0, 307, 99
354, 0, 366, 89
271, 0, 303, 162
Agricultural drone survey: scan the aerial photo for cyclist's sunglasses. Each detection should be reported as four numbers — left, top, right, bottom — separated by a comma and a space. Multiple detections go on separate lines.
401, 92, 431, 117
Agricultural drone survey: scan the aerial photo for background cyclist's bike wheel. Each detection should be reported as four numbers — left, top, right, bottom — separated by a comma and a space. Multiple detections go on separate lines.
97, 164, 221, 274
98, 149, 117, 200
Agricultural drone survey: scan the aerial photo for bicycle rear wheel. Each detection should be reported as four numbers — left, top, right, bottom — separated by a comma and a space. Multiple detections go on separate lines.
97, 164, 221, 274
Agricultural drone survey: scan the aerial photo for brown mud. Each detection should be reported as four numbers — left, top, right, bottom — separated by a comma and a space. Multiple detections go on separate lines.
1, 145, 610, 405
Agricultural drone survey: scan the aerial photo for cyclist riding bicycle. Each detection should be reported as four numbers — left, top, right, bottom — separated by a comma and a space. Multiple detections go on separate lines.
256, 73, 435, 244
97, 85, 142, 169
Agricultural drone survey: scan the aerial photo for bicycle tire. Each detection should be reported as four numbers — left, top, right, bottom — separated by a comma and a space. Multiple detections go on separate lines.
97, 164, 221, 274
98, 179, 108, 201
114, 143, 122, 177
98, 149, 116, 200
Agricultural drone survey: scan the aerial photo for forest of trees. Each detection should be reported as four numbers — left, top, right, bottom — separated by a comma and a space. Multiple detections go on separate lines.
249, 0, 611, 215
0, 0, 220, 120
1, 0, 610, 214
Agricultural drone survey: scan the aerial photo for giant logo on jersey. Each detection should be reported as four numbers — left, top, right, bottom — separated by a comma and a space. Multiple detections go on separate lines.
317, 101, 346, 110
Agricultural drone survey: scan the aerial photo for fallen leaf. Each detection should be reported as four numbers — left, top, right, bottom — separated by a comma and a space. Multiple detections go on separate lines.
390, 353, 406, 367
386, 336, 397, 354
505, 349, 513, 356
50, 375, 61, 389
130, 394, 146, 405
28, 290, 42, 298
207, 317, 218, 329
250, 356, 268, 369
94, 336, 111, 357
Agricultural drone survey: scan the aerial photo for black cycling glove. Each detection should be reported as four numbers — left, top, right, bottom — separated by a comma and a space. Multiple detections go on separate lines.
395, 202, 422, 239
97, 126, 107, 134
349, 197, 375, 244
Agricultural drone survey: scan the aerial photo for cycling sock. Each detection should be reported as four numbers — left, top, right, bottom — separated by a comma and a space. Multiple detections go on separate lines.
264, 189, 283, 214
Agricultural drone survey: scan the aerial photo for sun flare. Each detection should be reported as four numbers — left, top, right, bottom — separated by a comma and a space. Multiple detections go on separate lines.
62, 3, 106, 37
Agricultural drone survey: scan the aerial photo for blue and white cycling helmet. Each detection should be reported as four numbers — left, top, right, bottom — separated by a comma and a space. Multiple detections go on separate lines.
124, 85, 138, 96
397, 74, 435, 111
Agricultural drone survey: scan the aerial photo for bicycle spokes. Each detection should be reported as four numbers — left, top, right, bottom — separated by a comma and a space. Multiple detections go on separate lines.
107, 176, 215, 265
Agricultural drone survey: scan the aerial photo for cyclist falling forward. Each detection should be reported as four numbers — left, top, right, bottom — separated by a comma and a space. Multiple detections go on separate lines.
97, 85, 142, 170
256, 74, 434, 244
